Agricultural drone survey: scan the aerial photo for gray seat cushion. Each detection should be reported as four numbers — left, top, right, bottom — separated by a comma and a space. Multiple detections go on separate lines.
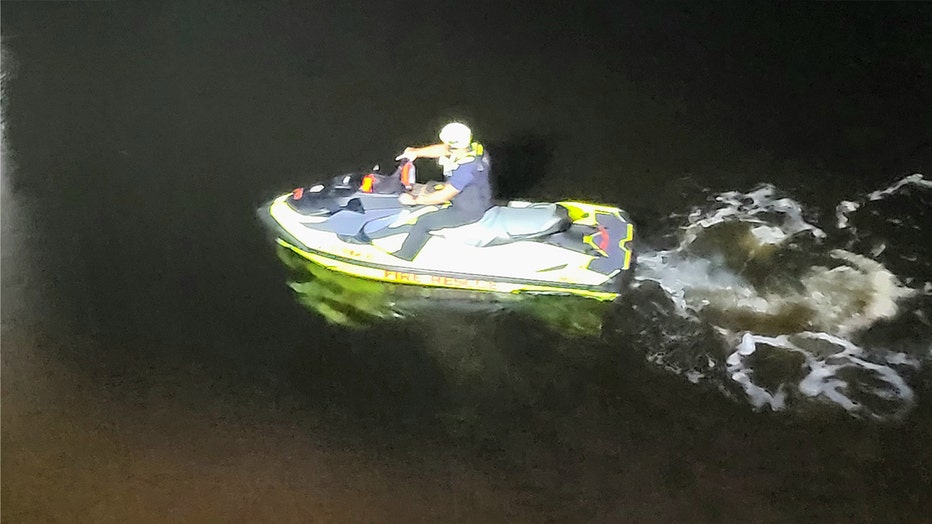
434, 204, 570, 247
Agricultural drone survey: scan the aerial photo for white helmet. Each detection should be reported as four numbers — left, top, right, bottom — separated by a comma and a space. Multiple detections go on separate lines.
438, 122, 472, 149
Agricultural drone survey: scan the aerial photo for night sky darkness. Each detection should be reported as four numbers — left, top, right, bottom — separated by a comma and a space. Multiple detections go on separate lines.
2, 2, 931, 522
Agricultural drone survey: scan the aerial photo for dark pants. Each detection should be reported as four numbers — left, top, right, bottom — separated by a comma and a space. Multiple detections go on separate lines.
394, 207, 482, 260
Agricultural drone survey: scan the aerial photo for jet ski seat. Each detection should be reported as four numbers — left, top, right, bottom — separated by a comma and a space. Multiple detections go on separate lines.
434, 204, 571, 247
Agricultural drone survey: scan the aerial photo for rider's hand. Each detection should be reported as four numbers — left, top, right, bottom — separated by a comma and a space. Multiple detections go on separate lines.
398, 192, 416, 206
395, 147, 418, 161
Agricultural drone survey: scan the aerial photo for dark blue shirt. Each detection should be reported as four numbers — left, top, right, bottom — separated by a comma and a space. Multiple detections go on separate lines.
446, 144, 492, 217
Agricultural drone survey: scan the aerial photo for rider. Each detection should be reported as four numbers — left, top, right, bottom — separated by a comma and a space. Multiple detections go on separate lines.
392, 122, 493, 261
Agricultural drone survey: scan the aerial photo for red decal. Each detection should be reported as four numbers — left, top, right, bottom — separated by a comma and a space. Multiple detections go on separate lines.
597, 224, 609, 251
293, 187, 304, 199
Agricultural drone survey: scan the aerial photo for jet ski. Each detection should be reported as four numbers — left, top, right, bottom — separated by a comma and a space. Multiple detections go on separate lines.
258, 162, 636, 300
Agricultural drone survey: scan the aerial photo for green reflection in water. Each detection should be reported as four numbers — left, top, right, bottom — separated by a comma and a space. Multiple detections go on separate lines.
275, 246, 610, 335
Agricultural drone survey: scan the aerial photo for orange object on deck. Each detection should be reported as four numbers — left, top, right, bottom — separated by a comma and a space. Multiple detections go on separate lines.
360, 174, 375, 193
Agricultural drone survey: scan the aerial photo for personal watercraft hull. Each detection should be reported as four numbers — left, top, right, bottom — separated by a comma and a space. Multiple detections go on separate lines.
258, 172, 635, 300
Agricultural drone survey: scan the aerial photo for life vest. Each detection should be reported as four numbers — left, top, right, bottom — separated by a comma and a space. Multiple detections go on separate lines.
439, 142, 484, 177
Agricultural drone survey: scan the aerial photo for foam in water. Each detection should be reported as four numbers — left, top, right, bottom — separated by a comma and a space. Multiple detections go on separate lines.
726, 332, 916, 418
836, 173, 932, 231
681, 184, 826, 247
632, 177, 929, 420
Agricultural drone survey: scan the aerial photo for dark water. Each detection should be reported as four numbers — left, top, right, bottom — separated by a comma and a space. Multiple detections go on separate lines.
3, 2, 931, 522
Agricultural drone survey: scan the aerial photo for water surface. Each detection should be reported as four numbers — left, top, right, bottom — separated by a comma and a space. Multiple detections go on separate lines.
2, 3, 931, 522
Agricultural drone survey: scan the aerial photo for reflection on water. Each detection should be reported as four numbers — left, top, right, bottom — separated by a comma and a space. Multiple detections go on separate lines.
274, 244, 627, 440
276, 247, 404, 327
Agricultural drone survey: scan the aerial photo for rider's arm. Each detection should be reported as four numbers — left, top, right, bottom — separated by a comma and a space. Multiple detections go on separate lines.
414, 183, 460, 205
402, 143, 449, 159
